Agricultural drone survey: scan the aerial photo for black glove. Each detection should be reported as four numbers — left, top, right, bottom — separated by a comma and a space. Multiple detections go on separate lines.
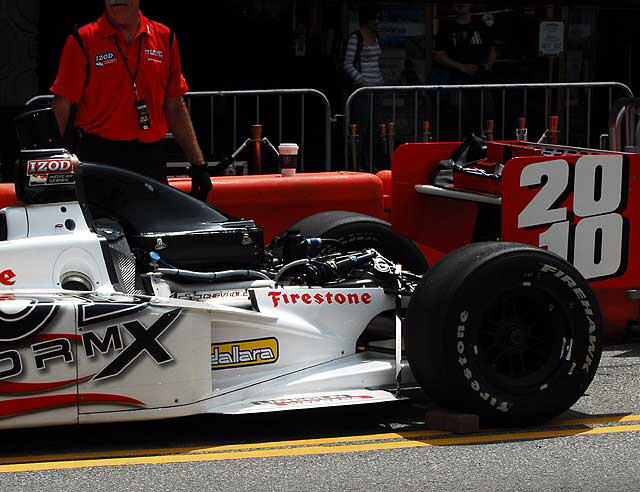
190, 164, 212, 201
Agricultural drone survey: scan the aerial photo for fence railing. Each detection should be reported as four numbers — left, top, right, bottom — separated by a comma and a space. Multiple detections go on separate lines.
26, 88, 333, 171
344, 82, 634, 171
609, 97, 640, 152
26, 82, 635, 174
184, 89, 332, 171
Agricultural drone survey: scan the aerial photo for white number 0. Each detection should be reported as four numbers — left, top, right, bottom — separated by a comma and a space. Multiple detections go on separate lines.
518, 155, 626, 280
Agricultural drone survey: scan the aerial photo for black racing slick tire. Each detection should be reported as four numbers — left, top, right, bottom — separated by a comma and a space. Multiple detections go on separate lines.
405, 242, 602, 426
288, 211, 428, 274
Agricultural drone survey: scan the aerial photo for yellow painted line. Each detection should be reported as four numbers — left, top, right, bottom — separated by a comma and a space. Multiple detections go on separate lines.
3, 423, 640, 474
420, 423, 640, 446
0, 441, 427, 473
548, 414, 640, 427
0, 429, 448, 466
0, 413, 638, 468
475, 413, 640, 434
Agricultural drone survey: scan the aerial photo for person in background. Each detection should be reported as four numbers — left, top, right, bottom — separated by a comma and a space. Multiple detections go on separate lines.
433, 2, 496, 85
343, 4, 385, 171
343, 4, 385, 90
433, 2, 497, 138
50, 0, 212, 200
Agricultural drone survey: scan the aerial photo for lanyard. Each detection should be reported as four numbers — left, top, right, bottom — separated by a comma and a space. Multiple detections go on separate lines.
113, 35, 143, 96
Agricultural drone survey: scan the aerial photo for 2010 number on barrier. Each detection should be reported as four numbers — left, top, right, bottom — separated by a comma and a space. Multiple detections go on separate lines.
517, 155, 627, 281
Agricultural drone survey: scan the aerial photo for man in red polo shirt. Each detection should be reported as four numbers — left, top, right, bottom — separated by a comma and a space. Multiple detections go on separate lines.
50, 0, 211, 200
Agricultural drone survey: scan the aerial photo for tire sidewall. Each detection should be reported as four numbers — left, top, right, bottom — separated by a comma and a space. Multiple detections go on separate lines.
407, 243, 602, 424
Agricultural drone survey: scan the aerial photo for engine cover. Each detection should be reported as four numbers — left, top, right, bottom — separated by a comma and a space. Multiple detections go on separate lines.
130, 221, 265, 271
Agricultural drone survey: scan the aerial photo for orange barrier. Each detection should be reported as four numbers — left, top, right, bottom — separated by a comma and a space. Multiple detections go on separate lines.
0, 184, 19, 209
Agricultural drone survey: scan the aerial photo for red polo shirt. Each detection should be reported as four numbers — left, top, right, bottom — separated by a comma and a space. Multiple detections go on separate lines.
51, 11, 189, 143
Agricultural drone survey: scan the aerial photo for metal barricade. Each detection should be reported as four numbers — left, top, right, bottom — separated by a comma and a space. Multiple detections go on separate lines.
345, 82, 634, 171
609, 97, 640, 152
25, 88, 333, 171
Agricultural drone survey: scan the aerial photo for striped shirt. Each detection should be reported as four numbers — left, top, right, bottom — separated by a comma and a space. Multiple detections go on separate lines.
343, 32, 384, 86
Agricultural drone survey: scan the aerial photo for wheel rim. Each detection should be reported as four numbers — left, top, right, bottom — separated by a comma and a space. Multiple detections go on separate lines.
478, 286, 569, 390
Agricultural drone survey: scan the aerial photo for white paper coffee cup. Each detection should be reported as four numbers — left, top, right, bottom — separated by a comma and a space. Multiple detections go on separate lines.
279, 143, 299, 176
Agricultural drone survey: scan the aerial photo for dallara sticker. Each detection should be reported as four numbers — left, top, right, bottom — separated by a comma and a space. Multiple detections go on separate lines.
211, 337, 278, 370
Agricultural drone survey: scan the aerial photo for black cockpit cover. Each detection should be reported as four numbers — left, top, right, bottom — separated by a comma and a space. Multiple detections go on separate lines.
80, 163, 264, 270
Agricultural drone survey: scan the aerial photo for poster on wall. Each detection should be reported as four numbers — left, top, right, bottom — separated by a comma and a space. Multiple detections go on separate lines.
539, 20, 565, 57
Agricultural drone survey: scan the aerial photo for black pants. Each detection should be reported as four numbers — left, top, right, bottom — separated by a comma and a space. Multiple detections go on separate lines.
77, 133, 168, 184
439, 71, 497, 141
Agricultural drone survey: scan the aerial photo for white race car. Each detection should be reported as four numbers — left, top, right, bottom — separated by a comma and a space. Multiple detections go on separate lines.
0, 109, 602, 429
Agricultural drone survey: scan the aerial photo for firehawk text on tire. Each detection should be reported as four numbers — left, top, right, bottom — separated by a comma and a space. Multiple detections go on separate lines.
405, 242, 602, 426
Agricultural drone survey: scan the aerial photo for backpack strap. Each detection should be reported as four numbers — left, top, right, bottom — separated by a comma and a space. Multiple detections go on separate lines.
353, 29, 364, 72
72, 30, 91, 89
164, 27, 176, 89
352, 30, 364, 72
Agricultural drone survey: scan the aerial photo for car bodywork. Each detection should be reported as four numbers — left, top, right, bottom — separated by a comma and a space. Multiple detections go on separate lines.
1, 287, 402, 429
0, 108, 605, 429
0, 161, 405, 429
391, 140, 638, 340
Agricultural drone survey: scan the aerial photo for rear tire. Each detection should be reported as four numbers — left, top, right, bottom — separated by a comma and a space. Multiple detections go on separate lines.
288, 211, 427, 274
405, 242, 602, 426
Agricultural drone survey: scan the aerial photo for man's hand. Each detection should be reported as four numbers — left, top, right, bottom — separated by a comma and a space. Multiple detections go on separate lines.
458, 63, 478, 76
190, 164, 212, 201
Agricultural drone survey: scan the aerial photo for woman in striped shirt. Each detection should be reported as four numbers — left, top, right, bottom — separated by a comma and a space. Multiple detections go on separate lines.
343, 5, 384, 88
344, 4, 385, 170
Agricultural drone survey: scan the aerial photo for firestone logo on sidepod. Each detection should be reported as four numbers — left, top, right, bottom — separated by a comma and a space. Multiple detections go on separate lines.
267, 291, 372, 308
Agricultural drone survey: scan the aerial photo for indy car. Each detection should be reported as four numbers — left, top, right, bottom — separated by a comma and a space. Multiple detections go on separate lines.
0, 109, 601, 430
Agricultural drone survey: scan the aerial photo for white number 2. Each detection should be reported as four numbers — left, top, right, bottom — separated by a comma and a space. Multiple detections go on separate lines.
518, 155, 626, 280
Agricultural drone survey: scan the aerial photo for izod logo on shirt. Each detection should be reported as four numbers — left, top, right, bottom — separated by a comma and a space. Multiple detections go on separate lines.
95, 52, 117, 67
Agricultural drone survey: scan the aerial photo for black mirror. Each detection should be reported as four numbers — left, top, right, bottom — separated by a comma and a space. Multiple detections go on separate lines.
14, 108, 64, 151
450, 133, 488, 168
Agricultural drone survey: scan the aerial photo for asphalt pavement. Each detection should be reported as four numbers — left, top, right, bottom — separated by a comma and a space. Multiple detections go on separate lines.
1, 343, 640, 492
